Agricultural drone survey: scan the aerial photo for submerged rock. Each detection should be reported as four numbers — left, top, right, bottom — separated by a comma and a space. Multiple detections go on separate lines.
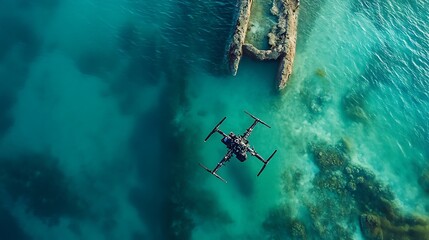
315, 68, 327, 78
342, 90, 370, 123
310, 142, 349, 171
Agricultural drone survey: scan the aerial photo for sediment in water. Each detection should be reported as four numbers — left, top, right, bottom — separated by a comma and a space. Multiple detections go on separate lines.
228, 0, 300, 90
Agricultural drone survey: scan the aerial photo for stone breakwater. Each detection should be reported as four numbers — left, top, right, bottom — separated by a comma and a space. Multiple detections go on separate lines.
228, 0, 253, 76
227, 0, 300, 90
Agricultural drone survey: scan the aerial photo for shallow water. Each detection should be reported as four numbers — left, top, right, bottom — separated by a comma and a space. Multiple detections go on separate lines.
246, 0, 277, 50
0, 0, 428, 239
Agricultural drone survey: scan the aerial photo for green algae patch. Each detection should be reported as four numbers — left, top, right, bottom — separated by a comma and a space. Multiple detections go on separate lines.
315, 68, 327, 78
342, 90, 370, 123
360, 213, 429, 240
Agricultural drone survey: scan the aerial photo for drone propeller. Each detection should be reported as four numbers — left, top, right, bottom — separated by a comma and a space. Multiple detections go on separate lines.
244, 111, 271, 128
257, 150, 277, 177
204, 117, 226, 142
199, 163, 227, 183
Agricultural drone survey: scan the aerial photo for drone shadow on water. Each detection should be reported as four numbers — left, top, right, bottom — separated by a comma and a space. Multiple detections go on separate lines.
125, 58, 235, 238
226, 160, 255, 197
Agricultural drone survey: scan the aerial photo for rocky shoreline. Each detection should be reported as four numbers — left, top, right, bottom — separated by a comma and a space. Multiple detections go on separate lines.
227, 0, 253, 76
227, 0, 300, 90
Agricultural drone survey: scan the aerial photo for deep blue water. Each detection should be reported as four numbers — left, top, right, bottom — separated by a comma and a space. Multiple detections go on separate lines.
0, 0, 428, 239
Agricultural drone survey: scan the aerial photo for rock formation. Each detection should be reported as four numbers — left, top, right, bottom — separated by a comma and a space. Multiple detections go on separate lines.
228, 0, 300, 90
227, 0, 253, 76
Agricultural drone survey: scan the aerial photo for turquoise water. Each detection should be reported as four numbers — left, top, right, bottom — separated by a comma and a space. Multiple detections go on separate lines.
0, 0, 428, 239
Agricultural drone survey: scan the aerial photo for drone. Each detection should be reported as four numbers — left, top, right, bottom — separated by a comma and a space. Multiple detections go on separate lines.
199, 111, 277, 183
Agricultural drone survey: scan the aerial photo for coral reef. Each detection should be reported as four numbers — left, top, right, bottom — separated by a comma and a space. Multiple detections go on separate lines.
310, 140, 429, 239
266, 138, 429, 239
263, 205, 307, 240
310, 141, 398, 217
360, 213, 429, 240
310, 142, 349, 171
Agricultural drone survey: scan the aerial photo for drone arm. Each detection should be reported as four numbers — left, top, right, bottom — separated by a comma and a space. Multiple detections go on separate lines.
248, 147, 277, 176
241, 112, 271, 139
256, 150, 277, 176
242, 120, 258, 139
248, 147, 266, 163
199, 150, 233, 183
216, 129, 228, 138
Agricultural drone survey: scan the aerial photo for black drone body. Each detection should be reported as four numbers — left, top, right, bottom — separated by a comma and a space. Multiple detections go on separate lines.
199, 111, 277, 183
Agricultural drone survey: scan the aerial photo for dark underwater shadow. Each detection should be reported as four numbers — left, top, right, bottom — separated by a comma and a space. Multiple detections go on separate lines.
0, 152, 89, 226
0, 9, 44, 139
0, 93, 16, 139
227, 160, 255, 197
126, 57, 234, 239
0, 206, 31, 240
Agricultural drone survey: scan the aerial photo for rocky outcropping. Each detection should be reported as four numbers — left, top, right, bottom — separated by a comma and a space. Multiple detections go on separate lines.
277, 0, 299, 90
227, 0, 253, 76
228, 0, 300, 90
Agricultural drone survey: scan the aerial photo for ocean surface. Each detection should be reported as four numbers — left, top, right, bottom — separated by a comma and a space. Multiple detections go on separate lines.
0, 0, 428, 239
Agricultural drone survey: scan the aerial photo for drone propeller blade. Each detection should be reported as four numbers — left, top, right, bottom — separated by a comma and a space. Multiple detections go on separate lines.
266, 150, 277, 162
204, 117, 226, 142
257, 150, 277, 177
244, 111, 271, 128
199, 162, 212, 172
257, 163, 267, 177
199, 163, 227, 183
212, 172, 228, 183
